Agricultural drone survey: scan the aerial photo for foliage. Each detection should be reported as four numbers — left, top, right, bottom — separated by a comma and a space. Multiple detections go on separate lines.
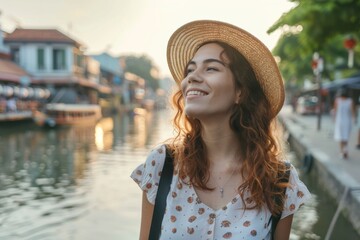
268, 0, 360, 85
123, 55, 160, 90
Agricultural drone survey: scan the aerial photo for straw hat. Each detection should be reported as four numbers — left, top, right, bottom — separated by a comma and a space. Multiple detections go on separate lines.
167, 20, 284, 117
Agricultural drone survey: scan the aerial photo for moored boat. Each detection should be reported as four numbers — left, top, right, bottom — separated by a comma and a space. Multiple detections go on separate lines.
0, 111, 33, 122
33, 103, 102, 127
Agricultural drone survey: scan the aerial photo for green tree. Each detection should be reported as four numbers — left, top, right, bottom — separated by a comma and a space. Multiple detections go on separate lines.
268, 0, 360, 84
123, 55, 160, 90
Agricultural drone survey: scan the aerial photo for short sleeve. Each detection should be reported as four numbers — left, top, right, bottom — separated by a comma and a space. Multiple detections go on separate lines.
281, 164, 311, 219
130, 144, 166, 205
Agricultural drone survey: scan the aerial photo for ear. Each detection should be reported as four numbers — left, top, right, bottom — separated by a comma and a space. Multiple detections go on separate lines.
235, 90, 241, 104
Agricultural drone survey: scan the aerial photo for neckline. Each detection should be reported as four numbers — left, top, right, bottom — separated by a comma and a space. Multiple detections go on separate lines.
189, 181, 241, 214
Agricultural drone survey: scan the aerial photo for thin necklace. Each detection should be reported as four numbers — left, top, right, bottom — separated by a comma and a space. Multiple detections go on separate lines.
217, 166, 238, 198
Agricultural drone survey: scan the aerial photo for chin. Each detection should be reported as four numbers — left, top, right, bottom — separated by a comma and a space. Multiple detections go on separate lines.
184, 108, 203, 119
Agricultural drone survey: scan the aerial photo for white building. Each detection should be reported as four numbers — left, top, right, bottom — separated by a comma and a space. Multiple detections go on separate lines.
4, 28, 86, 82
4, 28, 109, 104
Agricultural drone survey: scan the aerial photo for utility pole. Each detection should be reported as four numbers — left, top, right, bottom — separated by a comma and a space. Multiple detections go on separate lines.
312, 52, 324, 131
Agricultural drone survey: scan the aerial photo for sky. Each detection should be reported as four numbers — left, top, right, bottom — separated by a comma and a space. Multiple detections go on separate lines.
0, 0, 295, 78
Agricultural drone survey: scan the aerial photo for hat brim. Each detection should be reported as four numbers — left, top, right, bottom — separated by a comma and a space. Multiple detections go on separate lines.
167, 20, 284, 118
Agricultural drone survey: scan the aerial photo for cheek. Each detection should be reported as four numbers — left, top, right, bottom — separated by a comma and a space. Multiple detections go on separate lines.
215, 81, 236, 96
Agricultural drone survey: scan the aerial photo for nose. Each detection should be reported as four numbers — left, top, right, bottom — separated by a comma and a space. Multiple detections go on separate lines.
186, 69, 202, 84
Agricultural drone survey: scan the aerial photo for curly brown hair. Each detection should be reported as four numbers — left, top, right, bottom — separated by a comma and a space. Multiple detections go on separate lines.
169, 41, 288, 215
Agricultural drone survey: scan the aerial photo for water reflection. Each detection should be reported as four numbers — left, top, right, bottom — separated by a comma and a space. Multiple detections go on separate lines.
1, 110, 359, 239
0, 110, 165, 239
288, 152, 360, 240
95, 117, 114, 151
0, 124, 95, 239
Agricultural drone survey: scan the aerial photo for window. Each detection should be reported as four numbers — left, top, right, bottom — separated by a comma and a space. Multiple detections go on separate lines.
10, 47, 20, 64
53, 48, 66, 70
37, 48, 45, 70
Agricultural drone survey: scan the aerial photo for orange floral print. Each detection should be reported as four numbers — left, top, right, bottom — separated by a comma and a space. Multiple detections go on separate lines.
188, 215, 197, 222
290, 204, 296, 211
223, 232, 232, 239
198, 208, 205, 215
221, 220, 231, 227
297, 191, 304, 198
209, 213, 216, 219
243, 221, 251, 227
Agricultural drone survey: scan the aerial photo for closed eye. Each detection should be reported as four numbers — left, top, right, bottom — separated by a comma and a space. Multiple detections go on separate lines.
185, 68, 195, 76
206, 67, 218, 71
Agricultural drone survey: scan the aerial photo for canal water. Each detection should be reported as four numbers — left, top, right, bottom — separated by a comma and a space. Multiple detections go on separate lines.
0, 110, 359, 240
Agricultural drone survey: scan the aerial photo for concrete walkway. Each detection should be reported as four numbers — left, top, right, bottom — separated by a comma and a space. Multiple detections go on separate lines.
279, 105, 360, 235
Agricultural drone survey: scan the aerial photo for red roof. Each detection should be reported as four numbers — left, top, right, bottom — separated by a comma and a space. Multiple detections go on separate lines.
0, 59, 30, 83
4, 28, 80, 46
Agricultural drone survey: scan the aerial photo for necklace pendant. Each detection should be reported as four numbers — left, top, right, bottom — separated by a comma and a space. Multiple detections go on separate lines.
220, 187, 224, 198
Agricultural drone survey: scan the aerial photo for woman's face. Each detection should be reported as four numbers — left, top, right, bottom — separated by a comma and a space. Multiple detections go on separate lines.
181, 43, 240, 120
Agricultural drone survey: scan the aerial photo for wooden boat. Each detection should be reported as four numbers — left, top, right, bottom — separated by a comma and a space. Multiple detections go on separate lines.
0, 111, 33, 122
33, 103, 102, 127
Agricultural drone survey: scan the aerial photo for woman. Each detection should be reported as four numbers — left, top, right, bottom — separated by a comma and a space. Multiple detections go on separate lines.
333, 88, 355, 159
131, 20, 310, 240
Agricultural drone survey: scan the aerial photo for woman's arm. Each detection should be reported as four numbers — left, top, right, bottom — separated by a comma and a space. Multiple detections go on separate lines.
274, 214, 294, 240
139, 191, 154, 240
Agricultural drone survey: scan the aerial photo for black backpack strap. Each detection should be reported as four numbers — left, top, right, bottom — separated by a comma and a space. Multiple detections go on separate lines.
270, 162, 291, 239
148, 145, 174, 240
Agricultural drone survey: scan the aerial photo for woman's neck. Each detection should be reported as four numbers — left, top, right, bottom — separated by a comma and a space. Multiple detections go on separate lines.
201, 123, 241, 168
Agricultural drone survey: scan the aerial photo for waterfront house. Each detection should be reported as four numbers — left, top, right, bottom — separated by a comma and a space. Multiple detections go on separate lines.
0, 28, 47, 121
91, 52, 124, 113
3, 28, 111, 105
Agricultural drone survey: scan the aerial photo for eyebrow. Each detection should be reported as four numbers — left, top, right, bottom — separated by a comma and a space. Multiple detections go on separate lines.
186, 58, 227, 68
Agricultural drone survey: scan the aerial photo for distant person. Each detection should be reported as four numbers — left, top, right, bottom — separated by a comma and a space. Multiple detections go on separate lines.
333, 88, 355, 159
131, 20, 310, 239
6, 97, 17, 112
0, 97, 6, 113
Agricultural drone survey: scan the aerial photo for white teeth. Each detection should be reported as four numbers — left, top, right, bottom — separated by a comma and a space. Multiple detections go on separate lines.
187, 90, 206, 96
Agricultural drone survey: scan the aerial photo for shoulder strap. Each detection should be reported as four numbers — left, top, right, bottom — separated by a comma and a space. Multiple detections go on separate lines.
270, 162, 291, 240
148, 145, 174, 240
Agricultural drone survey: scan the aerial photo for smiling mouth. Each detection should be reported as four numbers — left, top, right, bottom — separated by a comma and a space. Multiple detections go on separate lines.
186, 90, 208, 96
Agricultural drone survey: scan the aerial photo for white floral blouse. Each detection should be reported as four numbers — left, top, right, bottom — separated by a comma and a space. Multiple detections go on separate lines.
131, 145, 311, 240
